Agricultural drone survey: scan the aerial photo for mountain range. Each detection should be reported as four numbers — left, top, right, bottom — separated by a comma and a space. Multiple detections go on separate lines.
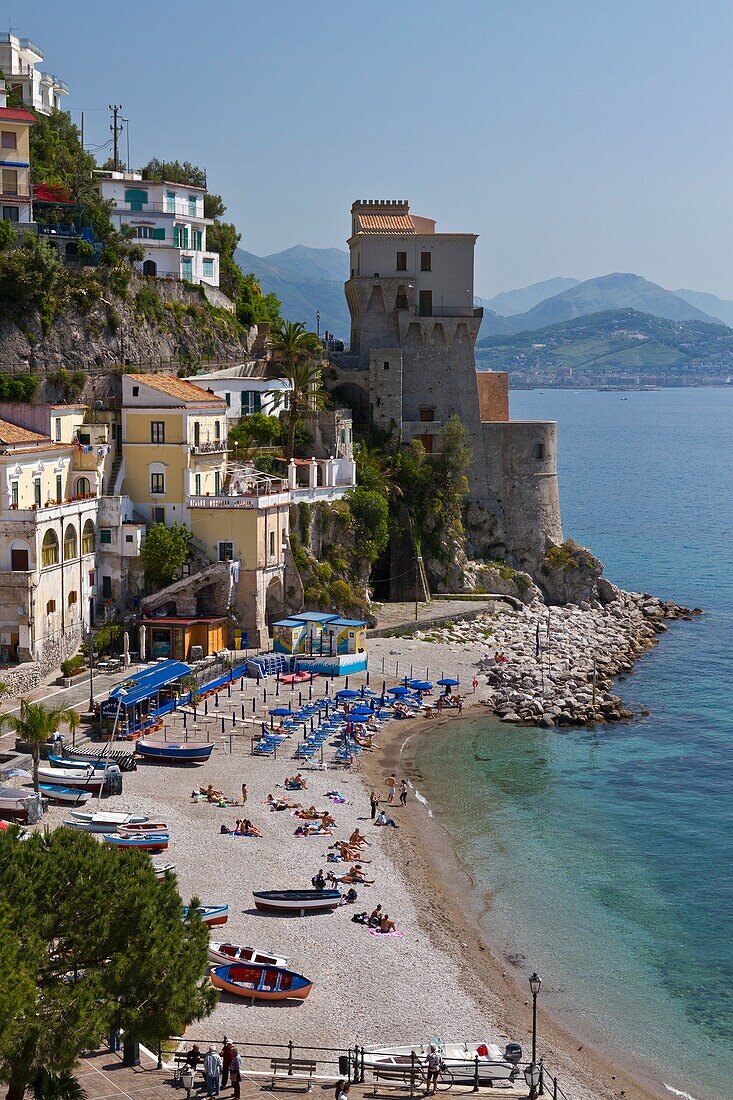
235, 246, 350, 337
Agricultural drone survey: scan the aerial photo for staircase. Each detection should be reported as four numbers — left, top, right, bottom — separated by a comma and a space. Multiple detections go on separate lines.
108, 453, 124, 495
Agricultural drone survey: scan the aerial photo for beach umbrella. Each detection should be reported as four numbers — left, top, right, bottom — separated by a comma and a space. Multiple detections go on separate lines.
269, 706, 292, 716
437, 677, 460, 686
409, 680, 433, 692
336, 689, 359, 699
387, 685, 411, 696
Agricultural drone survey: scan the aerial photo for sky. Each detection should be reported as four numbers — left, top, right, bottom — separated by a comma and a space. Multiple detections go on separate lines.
15, 0, 733, 298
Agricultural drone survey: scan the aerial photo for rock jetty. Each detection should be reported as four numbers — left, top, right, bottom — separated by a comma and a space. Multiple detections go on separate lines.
413, 586, 700, 727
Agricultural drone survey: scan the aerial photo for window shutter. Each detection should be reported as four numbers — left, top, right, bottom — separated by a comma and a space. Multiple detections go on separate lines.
153, 228, 165, 240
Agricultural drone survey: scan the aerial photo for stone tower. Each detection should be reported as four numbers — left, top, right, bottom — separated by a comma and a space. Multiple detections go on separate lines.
343, 199, 563, 572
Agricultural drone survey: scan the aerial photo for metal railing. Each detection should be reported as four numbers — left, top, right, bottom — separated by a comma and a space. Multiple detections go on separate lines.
190, 440, 227, 454
112, 200, 206, 218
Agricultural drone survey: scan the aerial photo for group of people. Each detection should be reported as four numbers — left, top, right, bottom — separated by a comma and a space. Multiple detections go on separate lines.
185, 1040, 241, 1099
351, 903, 399, 934
424, 693, 463, 718
221, 818, 262, 837
285, 773, 307, 789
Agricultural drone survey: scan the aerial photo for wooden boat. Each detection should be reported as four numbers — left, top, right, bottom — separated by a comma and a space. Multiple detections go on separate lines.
152, 860, 177, 879
362, 1043, 517, 1083
208, 941, 288, 968
210, 961, 312, 1001
59, 746, 136, 771
252, 889, 341, 915
118, 820, 168, 833
37, 766, 108, 790
68, 810, 148, 830
39, 783, 91, 805
103, 831, 169, 852
135, 739, 214, 764
48, 754, 113, 772
0, 786, 43, 823
182, 904, 229, 927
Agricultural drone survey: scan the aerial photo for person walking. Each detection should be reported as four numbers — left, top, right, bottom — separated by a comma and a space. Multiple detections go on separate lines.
369, 789, 379, 819
229, 1047, 242, 1099
241, 783, 248, 806
386, 775, 397, 803
425, 1045, 441, 1095
220, 1038, 233, 1089
203, 1047, 222, 1097
399, 779, 408, 806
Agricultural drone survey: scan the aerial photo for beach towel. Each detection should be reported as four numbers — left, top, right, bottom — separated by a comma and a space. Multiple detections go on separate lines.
368, 928, 404, 938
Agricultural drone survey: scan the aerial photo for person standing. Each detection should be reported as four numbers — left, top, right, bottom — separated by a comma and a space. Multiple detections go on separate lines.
229, 1047, 242, 1099
369, 789, 379, 819
220, 1038, 233, 1089
426, 1045, 441, 1095
386, 775, 397, 803
399, 779, 408, 806
241, 783, 248, 806
203, 1047, 222, 1098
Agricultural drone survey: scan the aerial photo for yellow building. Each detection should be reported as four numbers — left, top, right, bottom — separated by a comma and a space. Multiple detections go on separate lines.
0, 80, 35, 225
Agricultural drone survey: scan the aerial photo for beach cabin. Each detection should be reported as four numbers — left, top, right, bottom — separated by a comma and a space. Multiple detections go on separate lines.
272, 612, 368, 676
135, 616, 227, 662
102, 659, 193, 737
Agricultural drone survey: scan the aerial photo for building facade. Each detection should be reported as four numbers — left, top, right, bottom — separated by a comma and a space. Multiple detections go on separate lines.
0, 81, 35, 224
0, 33, 68, 115
194, 363, 292, 421
343, 198, 562, 571
93, 171, 219, 286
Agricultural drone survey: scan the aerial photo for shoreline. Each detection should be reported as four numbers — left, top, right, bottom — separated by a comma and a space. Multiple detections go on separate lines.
359, 708, 674, 1100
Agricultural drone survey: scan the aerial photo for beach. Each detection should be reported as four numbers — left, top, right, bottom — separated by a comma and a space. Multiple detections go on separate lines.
34, 608, 686, 1100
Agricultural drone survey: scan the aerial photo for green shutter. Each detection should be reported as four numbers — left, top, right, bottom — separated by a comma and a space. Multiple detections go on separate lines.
254, 392, 262, 413
153, 227, 165, 240
125, 188, 148, 212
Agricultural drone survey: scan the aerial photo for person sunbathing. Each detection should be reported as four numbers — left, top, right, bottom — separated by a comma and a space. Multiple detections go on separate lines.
345, 863, 373, 884
286, 773, 307, 789
241, 819, 262, 837
368, 905, 383, 927
295, 822, 331, 837
349, 828, 370, 848
379, 914, 397, 933
296, 806, 321, 820
266, 793, 301, 811
352, 733, 374, 748
375, 809, 399, 828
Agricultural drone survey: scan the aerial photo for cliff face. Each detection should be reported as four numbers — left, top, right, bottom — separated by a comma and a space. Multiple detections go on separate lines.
0, 275, 249, 381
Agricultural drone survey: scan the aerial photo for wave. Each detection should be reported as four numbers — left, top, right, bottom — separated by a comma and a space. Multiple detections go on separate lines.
663, 1085, 702, 1100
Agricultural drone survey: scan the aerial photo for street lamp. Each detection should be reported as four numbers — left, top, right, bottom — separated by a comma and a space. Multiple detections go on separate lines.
87, 629, 96, 714
525, 971, 542, 1098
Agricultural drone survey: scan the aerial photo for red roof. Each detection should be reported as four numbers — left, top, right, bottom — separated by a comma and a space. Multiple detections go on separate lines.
0, 107, 36, 124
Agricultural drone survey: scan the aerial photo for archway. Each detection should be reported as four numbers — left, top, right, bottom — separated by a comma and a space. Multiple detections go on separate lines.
9, 540, 31, 571
75, 477, 91, 499
63, 523, 77, 560
81, 519, 95, 555
142, 259, 157, 276
41, 530, 59, 567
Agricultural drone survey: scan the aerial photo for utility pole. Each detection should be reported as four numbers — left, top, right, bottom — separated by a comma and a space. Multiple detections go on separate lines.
108, 104, 123, 171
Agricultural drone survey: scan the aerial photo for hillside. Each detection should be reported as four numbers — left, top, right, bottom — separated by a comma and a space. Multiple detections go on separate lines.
480, 273, 720, 336
475, 309, 733, 385
478, 276, 579, 316
674, 287, 733, 327
235, 246, 350, 338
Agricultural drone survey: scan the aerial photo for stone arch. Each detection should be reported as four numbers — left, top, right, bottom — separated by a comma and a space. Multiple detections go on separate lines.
75, 476, 91, 498
41, 529, 59, 567
63, 523, 78, 561
9, 539, 31, 571
81, 519, 95, 555
265, 576, 284, 630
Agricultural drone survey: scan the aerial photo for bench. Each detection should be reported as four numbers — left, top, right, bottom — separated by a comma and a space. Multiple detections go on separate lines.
171, 1052, 204, 1084
270, 1058, 318, 1092
371, 1068, 423, 1096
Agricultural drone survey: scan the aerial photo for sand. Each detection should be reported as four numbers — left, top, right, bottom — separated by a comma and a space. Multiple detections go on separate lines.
36, 633, 673, 1100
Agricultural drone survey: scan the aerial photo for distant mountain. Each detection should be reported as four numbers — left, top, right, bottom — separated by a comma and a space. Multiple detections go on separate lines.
479, 277, 580, 316
480, 273, 720, 336
674, 288, 733, 328
234, 246, 350, 338
475, 308, 733, 382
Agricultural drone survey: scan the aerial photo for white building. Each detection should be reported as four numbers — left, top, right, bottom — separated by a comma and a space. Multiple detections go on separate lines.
93, 171, 220, 287
194, 363, 292, 421
0, 33, 69, 115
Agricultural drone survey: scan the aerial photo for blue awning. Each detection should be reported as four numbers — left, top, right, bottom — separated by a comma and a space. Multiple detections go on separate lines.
109, 659, 191, 708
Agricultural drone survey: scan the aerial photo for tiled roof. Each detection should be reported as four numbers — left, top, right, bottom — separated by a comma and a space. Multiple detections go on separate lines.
0, 107, 36, 124
357, 213, 416, 234
127, 374, 226, 406
0, 418, 50, 445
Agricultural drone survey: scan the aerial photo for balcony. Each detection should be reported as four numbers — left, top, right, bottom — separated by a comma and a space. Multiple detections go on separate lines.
111, 200, 210, 221
190, 440, 227, 454
189, 491, 286, 511
39, 72, 69, 93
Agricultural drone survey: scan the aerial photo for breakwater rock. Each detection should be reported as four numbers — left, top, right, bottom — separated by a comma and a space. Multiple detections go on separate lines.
413, 587, 700, 726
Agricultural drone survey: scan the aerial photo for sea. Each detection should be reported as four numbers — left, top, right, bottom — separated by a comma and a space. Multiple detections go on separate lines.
413, 387, 733, 1100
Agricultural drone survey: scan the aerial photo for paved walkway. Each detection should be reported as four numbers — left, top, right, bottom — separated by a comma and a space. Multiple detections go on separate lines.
369, 600, 492, 636
75, 1047, 535, 1100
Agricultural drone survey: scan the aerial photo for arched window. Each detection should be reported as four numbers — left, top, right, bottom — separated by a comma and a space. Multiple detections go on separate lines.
63, 524, 77, 561
75, 477, 91, 499
41, 530, 59, 567
81, 519, 95, 556
9, 540, 31, 571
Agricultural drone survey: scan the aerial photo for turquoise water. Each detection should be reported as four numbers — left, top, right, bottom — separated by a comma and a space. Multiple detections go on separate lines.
414, 388, 733, 1099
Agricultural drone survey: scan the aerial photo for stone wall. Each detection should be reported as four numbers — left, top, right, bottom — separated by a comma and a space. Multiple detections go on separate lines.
1, 623, 83, 700
476, 371, 509, 421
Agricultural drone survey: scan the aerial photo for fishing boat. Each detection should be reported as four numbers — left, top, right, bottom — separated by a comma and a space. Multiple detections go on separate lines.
118, 820, 168, 833
0, 786, 43, 823
103, 831, 169, 852
58, 745, 137, 771
362, 1042, 518, 1084
210, 961, 312, 1001
182, 904, 229, 927
208, 941, 288, 968
37, 766, 110, 790
252, 889, 341, 915
39, 783, 91, 805
152, 859, 177, 879
135, 740, 214, 764
48, 754, 113, 772
68, 810, 149, 830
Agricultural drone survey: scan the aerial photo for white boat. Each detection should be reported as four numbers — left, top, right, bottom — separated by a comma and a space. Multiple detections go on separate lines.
37, 766, 109, 790
362, 1042, 518, 1083
208, 940, 289, 968
152, 859, 177, 879
68, 811, 149, 829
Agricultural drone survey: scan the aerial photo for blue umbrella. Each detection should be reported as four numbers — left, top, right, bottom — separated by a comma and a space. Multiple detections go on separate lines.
269, 706, 293, 716
409, 680, 433, 691
336, 689, 360, 699
438, 677, 460, 686
387, 685, 411, 695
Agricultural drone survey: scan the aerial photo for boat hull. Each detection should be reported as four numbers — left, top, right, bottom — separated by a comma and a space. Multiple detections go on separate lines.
210, 962, 312, 1001
38, 767, 107, 790
135, 740, 214, 763
69, 811, 148, 827
103, 832, 169, 851
208, 941, 288, 968
39, 784, 90, 805
183, 904, 229, 927
363, 1045, 516, 1083
253, 889, 341, 915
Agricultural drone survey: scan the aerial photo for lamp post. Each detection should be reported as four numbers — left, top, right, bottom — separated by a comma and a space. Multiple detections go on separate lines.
524, 971, 542, 1098
87, 629, 96, 714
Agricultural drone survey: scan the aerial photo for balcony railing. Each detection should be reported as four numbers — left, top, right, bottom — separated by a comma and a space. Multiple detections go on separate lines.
418, 305, 483, 318
111, 200, 208, 219
190, 440, 226, 454
40, 72, 69, 93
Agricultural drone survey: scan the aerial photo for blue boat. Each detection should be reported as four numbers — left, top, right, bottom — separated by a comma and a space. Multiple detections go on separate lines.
135, 739, 214, 764
210, 961, 312, 1001
39, 783, 90, 805
182, 904, 229, 926
103, 831, 169, 851
49, 754, 111, 771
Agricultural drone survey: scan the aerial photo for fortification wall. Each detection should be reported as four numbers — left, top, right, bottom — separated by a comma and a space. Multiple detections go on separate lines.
476, 371, 509, 421
369, 348, 403, 433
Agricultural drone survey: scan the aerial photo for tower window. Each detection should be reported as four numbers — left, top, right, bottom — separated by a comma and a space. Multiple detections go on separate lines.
421, 251, 432, 271
535, 443, 546, 460
396, 251, 407, 271
383, 361, 390, 371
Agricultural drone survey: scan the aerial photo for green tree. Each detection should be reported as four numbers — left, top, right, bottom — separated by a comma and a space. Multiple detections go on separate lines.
0, 828, 215, 1100
140, 522, 193, 590
139, 159, 206, 188
348, 486, 390, 564
30, 1069, 87, 1100
228, 412, 282, 454
269, 321, 326, 461
0, 235, 61, 319
433, 413, 471, 543
0, 220, 15, 252
30, 109, 113, 237
0, 700, 81, 791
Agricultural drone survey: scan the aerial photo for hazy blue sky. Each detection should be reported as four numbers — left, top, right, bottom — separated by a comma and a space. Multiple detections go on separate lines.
17, 0, 733, 297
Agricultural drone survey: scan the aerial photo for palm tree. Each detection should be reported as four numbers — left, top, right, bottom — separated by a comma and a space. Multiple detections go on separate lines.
30, 1070, 87, 1100
0, 699, 81, 791
269, 321, 327, 462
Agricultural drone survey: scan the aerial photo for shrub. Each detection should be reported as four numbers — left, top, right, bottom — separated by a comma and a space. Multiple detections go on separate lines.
60, 655, 85, 677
